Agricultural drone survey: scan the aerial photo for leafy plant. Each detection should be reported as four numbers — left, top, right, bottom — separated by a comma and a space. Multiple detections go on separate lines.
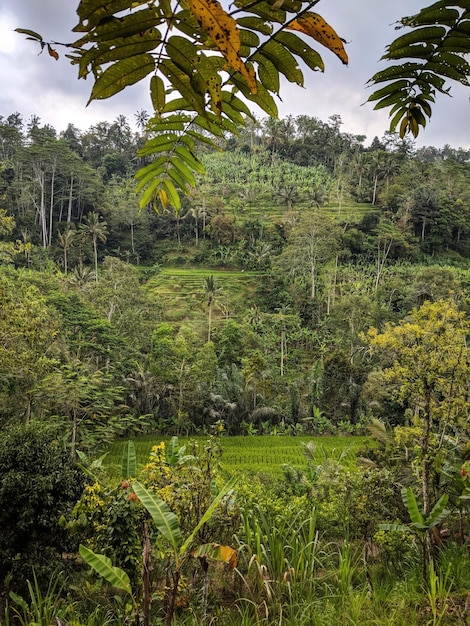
7, 570, 68, 626
368, 2, 470, 137
380, 486, 450, 579
81, 476, 237, 625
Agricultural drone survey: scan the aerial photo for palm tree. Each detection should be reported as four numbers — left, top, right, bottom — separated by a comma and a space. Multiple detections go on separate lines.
57, 228, 75, 274
203, 275, 222, 342
68, 262, 96, 287
188, 205, 206, 246
80, 212, 108, 282
134, 109, 150, 131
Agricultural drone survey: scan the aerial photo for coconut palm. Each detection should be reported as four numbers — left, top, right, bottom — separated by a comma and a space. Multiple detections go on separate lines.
203, 275, 222, 342
80, 212, 108, 282
57, 227, 75, 274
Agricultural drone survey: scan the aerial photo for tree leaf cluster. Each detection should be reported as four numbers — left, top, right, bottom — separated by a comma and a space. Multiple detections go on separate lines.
368, 1, 470, 138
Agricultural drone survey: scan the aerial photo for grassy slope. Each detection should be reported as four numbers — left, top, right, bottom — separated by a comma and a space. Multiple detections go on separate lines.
144, 267, 265, 322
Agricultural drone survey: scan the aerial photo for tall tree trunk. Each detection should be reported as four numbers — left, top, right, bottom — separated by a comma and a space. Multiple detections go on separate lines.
372, 174, 378, 206
130, 221, 135, 254
280, 328, 285, 377
48, 166, 56, 247
310, 259, 316, 299
93, 234, 99, 282
207, 301, 212, 342
38, 170, 48, 248
67, 173, 74, 224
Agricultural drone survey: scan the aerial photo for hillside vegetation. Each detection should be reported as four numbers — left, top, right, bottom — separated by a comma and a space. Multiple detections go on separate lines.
1, 112, 470, 624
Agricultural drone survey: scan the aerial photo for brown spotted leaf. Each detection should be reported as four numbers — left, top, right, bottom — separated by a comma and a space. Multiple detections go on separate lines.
287, 12, 348, 65
47, 43, 59, 60
186, 0, 257, 92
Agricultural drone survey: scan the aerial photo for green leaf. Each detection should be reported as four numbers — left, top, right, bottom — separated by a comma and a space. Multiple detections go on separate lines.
15, 28, 43, 41
388, 26, 446, 53
138, 177, 163, 209
121, 440, 136, 479
170, 157, 197, 187
78, 32, 161, 78
79, 545, 132, 596
256, 54, 280, 93
8, 591, 29, 612
367, 80, 410, 102
76, 1, 150, 31
221, 91, 252, 116
369, 62, 423, 84
426, 493, 449, 529
257, 40, 303, 85
160, 59, 206, 115
230, 73, 278, 117
378, 523, 410, 533
132, 481, 182, 554
236, 16, 273, 36
87, 54, 155, 103
274, 31, 324, 72
93, 8, 160, 41
180, 475, 237, 555
174, 145, 206, 173
405, 6, 459, 28
401, 487, 425, 527
372, 90, 408, 111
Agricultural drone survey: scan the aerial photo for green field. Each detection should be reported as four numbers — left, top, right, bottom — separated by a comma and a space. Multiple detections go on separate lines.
104, 435, 368, 479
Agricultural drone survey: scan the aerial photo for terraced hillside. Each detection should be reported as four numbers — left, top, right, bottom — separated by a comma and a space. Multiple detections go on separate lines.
238, 200, 373, 225
145, 267, 264, 323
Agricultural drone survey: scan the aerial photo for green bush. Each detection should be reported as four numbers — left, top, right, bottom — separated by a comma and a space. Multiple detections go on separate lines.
0, 421, 85, 589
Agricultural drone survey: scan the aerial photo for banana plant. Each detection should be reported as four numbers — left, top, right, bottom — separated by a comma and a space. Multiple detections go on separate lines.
133, 477, 237, 624
121, 440, 137, 479
380, 486, 449, 579
81, 475, 237, 625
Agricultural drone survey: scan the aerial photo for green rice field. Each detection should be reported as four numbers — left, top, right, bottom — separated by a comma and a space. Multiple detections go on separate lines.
104, 435, 369, 479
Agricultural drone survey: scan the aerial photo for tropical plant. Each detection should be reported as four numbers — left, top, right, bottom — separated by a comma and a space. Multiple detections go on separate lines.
7, 570, 68, 626
80, 211, 108, 282
81, 476, 237, 625
368, 2, 470, 137
366, 299, 470, 534
57, 227, 75, 274
203, 274, 222, 342
0, 422, 84, 589
380, 487, 450, 580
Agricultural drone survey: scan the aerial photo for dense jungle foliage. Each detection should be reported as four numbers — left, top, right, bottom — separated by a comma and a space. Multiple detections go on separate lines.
1, 111, 470, 624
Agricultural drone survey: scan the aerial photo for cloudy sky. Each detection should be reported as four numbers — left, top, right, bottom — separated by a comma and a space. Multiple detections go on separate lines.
0, 0, 469, 148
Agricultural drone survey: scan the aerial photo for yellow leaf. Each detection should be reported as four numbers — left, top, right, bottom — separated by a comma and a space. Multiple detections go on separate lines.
192, 543, 238, 569
157, 187, 168, 209
218, 545, 238, 569
287, 13, 348, 66
186, 0, 257, 92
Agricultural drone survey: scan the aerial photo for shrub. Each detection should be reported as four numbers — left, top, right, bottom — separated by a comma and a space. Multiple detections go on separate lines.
0, 421, 85, 589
